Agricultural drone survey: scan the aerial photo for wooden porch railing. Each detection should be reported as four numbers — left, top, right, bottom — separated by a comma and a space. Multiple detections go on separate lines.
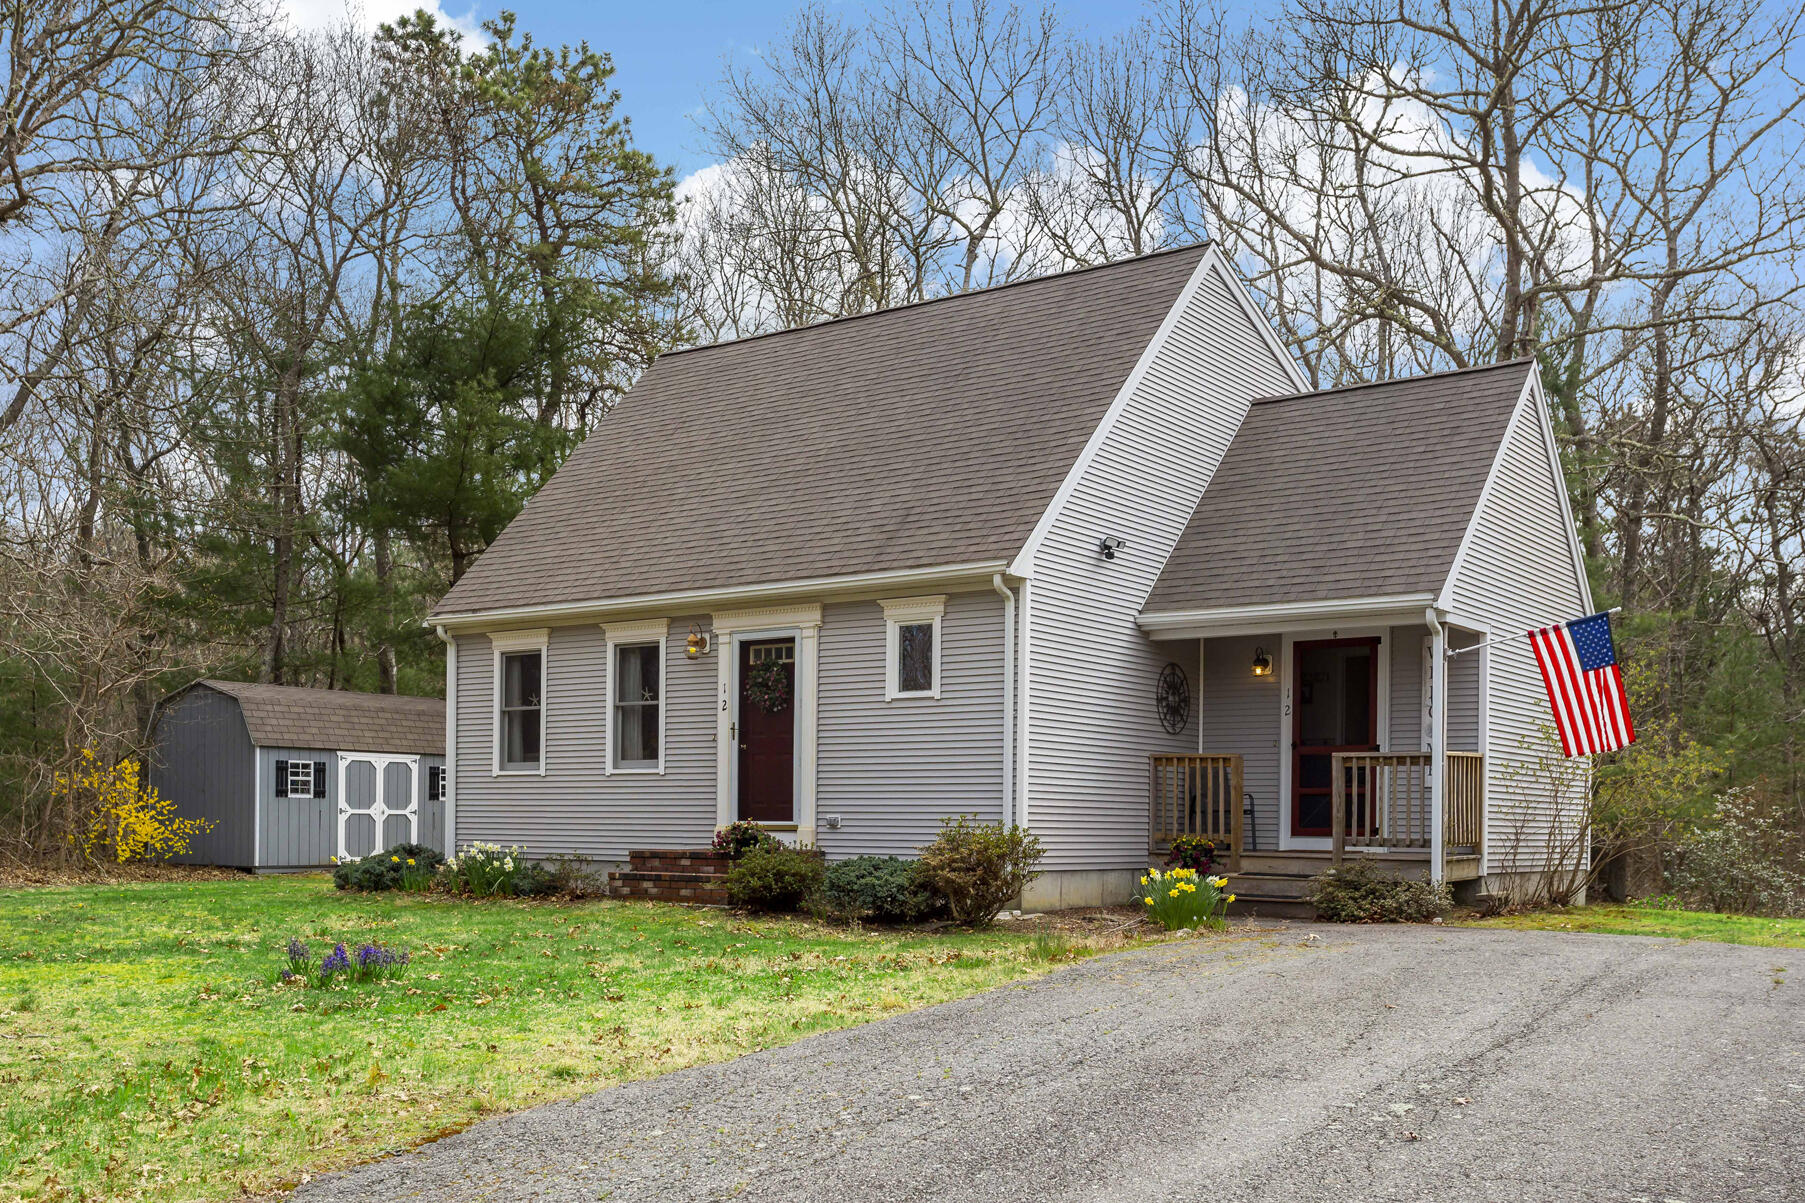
1332, 751, 1486, 866
1444, 751, 1484, 854
1149, 754, 1243, 871
1332, 752, 1432, 862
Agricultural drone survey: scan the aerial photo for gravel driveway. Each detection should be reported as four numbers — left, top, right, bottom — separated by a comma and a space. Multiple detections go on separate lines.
292, 923, 1805, 1203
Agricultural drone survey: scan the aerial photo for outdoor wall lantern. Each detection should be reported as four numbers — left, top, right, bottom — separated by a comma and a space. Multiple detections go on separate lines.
1251, 646, 1273, 677
685, 623, 712, 660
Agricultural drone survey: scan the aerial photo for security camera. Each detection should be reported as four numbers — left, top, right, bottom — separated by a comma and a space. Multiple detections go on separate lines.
1099, 535, 1127, 561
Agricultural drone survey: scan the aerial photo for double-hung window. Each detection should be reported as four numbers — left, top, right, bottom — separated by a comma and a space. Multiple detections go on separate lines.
879, 595, 945, 700
491, 629, 549, 773
603, 619, 668, 772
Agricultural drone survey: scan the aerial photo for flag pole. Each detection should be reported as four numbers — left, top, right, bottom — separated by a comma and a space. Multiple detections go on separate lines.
1444, 607, 1623, 659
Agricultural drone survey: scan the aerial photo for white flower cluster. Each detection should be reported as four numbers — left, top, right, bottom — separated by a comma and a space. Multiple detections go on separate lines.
445, 842, 522, 873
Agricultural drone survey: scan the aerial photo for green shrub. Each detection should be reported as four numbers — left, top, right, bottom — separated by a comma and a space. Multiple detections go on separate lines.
915, 816, 1044, 927
1307, 858, 1450, 923
725, 844, 826, 911
443, 842, 554, 898
819, 855, 940, 923
331, 842, 444, 892
712, 820, 781, 858
1670, 789, 1805, 916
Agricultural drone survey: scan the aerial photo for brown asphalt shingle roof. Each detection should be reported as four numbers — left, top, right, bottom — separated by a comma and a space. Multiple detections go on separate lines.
1141, 359, 1536, 614
433, 245, 1211, 617
193, 680, 445, 755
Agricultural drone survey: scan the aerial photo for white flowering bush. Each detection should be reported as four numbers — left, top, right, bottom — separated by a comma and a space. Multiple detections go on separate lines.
443, 842, 550, 897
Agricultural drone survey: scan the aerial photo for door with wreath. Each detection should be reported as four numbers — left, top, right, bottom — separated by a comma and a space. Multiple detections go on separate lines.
736, 639, 795, 823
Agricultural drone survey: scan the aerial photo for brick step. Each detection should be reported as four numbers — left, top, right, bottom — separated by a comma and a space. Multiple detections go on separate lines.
609, 868, 730, 905
627, 858, 732, 876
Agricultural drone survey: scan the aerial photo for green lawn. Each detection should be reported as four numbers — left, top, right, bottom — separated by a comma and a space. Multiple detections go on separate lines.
0, 875, 1124, 1201
1469, 903, 1805, 948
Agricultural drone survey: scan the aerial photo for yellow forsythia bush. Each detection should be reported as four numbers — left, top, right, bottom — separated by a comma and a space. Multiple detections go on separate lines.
61, 748, 213, 862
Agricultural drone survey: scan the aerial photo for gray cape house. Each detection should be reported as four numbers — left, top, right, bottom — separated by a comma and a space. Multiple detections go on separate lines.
429, 244, 1591, 909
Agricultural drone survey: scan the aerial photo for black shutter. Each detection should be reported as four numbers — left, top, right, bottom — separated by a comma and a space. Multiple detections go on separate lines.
274, 759, 288, 798
312, 761, 328, 798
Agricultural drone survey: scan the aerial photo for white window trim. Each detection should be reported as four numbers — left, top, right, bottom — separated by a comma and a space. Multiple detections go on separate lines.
601, 618, 669, 775
879, 595, 946, 701
489, 628, 549, 776
285, 759, 319, 798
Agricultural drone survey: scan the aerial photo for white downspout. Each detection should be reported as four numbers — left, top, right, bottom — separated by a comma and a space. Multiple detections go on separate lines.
1017, 578, 1032, 829
435, 624, 457, 855
991, 574, 1016, 826
1424, 607, 1447, 886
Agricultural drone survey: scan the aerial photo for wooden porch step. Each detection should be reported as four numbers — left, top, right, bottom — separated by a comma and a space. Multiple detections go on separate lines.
1225, 872, 1316, 901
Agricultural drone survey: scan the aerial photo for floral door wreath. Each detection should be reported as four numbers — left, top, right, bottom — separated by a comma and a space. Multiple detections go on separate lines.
743, 658, 792, 712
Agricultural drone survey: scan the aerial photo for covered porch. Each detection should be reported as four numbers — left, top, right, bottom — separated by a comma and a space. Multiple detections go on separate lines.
1140, 595, 1491, 895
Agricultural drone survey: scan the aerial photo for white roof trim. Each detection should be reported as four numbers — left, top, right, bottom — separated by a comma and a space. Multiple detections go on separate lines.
1007, 245, 1303, 579
1138, 593, 1439, 639
432, 559, 1012, 631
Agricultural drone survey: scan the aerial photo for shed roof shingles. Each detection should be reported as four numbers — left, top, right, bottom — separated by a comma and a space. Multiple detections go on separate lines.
1141, 359, 1536, 615
433, 245, 1210, 617
197, 680, 445, 756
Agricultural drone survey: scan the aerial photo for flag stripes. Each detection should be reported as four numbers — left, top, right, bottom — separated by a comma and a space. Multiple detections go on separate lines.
1528, 614, 1635, 757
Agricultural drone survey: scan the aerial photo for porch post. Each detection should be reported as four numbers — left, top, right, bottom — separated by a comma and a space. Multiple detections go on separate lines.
1427, 610, 1448, 885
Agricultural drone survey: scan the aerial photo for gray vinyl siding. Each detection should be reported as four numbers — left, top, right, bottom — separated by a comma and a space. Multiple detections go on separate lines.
1026, 260, 1298, 870
1447, 629, 1482, 754
1446, 390, 1590, 874
816, 590, 1006, 857
255, 747, 447, 868
1194, 635, 1278, 850
148, 689, 256, 867
452, 616, 718, 861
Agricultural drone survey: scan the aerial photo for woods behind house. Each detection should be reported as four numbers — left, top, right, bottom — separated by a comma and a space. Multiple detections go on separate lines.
3, 0, 1802, 879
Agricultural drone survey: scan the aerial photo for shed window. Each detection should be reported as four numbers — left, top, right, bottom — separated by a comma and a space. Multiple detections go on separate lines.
501, 650, 543, 769
613, 643, 661, 768
274, 758, 326, 799
427, 765, 446, 801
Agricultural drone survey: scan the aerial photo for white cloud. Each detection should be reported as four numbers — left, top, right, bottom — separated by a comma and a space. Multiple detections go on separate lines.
277, 0, 480, 38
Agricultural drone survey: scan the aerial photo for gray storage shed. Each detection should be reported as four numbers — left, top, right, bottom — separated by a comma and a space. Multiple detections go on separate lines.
148, 680, 448, 870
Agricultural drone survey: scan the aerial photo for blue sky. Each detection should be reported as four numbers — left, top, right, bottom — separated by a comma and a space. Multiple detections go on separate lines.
448, 1, 1175, 176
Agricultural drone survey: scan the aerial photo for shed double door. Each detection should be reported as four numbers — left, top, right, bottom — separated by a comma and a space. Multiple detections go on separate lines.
337, 754, 420, 860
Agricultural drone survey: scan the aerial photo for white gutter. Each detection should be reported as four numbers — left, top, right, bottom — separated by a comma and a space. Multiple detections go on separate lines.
430, 559, 1012, 631
435, 624, 457, 854
991, 573, 1016, 825
1425, 607, 1447, 886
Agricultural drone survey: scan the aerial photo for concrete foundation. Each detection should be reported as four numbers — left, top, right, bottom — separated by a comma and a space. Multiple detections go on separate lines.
1019, 868, 1143, 911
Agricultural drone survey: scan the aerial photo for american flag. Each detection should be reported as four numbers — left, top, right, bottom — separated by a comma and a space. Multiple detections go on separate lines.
1528, 612, 1636, 757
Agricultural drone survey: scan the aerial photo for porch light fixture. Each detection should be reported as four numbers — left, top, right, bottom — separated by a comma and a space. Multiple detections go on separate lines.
685, 623, 711, 660
1251, 646, 1273, 677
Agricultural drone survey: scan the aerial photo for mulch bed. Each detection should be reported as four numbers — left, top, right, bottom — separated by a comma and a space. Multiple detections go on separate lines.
0, 861, 252, 888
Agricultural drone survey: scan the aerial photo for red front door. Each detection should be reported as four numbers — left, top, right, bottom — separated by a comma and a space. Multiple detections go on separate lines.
737, 639, 795, 823
1291, 637, 1380, 838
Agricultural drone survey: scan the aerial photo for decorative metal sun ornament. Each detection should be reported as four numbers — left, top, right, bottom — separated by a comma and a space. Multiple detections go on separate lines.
1156, 662, 1190, 735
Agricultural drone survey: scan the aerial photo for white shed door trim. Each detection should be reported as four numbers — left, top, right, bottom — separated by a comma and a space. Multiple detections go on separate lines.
337, 752, 421, 861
